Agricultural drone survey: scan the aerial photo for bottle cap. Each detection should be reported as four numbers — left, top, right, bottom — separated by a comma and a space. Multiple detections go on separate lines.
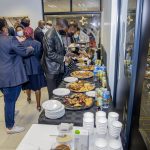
75, 130, 80, 135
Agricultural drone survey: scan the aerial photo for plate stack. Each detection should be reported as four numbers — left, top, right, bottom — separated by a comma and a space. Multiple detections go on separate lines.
108, 112, 119, 128
83, 112, 94, 134
96, 118, 108, 136
108, 139, 122, 150
109, 121, 122, 138
94, 138, 107, 150
42, 100, 65, 119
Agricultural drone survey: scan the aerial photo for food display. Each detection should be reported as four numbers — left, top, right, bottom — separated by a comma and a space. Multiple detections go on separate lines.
79, 65, 94, 71
71, 71, 93, 79
63, 93, 93, 110
67, 80, 95, 93
54, 144, 70, 150
145, 71, 150, 79
76, 63, 86, 67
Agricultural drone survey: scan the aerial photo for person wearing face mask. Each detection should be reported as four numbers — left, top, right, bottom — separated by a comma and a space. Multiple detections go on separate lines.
73, 27, 80, 43
67, 23, 78, 43
42, 19, 70, 98
34, 20, 45, 54
15, 26, 26, 42
45, 20, 53, 30
21, 27, 47, 111
74, 27, 90, 43
0, 18, 34, 134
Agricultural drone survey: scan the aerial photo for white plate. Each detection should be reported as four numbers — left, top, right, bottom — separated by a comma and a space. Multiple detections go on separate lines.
45, 109, 65, 117
42, 100, 62, 111
86, 91, 96, 97
45, 105, 65, 114
53, 88, 70, 96
45, 110, 65, 119
64, 77, 78, 83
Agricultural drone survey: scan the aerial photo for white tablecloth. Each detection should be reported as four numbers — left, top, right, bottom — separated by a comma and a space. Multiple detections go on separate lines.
16, 124, 123, 150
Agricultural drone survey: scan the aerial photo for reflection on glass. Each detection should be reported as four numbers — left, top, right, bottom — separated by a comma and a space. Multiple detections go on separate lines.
72, 0, 100, 11
122, 0, 137, 146
139, 42, 150, 148
43, 0, 70, 12
124, 1, 137, 79
45, 14, 101, 46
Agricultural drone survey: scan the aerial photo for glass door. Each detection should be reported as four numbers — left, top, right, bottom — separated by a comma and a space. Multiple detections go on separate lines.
139, 42, 150, 149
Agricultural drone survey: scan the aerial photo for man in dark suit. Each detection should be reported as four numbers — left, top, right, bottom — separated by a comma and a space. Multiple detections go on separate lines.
34, 20, 45, 47
0, 18, 34, 134
42, 19, 70, 98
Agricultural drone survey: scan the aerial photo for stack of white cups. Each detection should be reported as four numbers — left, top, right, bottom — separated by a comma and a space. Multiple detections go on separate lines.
108, 112, 119, 128
96, 111, 106, 121
83, 112, 94, 134
96, 118, 108, 136
109, 121, 122, 139
108, 139, 122, 150
94, 138, 107, 150
96, 111, 107, 136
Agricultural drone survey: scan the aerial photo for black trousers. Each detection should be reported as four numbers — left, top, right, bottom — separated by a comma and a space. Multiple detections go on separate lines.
46, 73, 64, 99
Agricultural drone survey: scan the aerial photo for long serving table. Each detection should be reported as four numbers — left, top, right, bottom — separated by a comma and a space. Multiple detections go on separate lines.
16, 124, 123, 150
38, 61, 114, 126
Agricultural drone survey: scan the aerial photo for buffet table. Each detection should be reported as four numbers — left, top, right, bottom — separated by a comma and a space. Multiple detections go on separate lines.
16, 124, 123, 150
38, 60, 113, 126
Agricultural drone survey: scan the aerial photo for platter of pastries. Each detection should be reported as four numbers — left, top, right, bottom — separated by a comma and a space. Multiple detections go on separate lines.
54, 144, 70, 150
66, 80, 95, 93
63, 93, 93, 110
70, 71, 93, 79
79, 65, 94, 71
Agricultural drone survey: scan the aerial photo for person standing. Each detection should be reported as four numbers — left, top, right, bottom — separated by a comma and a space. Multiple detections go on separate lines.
20, 17, 30, 28
45, 20, 53, 30
15, 26, 47, 111
0, 18, 34, 134
42, 19, 69, 98
34, 20, 45, 45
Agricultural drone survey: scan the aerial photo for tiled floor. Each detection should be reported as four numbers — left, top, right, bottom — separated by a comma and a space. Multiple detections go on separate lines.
0, 88, 49, 150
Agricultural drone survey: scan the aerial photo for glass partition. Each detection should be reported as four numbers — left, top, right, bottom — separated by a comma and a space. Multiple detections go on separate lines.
43, 0, 70, 12
124, 0, 137, 79
45, 14, 101, 46
72, 0, 100, 11
139, 42, 150, 148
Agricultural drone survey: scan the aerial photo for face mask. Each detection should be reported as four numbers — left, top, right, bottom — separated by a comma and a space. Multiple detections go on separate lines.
58, 30, 66, 35
74, 34, 79, 39
17, 31, 24, 37
42, 27, 48, 34
46, 25, 52, 29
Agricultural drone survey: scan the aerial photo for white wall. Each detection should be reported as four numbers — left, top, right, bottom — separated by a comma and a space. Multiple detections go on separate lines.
101, 0, 112, 69
0, 0, 43, 29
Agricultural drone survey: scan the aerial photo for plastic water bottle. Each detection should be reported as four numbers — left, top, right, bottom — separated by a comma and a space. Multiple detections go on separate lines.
74, 130, 80, 150
102, 91, 110, 109
93, 65, 98, 83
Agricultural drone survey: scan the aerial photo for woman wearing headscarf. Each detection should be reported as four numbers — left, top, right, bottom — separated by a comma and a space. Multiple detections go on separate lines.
16, 26, 46, 111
